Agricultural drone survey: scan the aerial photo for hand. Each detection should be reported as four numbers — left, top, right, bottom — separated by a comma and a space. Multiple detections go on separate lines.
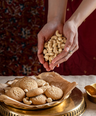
37, 18, 63, 71
49, 20, 79, 70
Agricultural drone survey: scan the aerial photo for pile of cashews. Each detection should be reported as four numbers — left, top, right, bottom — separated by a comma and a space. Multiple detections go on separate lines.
43, 30, 67, 64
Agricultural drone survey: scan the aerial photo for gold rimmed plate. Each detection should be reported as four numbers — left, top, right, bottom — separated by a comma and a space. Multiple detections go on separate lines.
0, 87, 86, 116
0, 72, 77, 110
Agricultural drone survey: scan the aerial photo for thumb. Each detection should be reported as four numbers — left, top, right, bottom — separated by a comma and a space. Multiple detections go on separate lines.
37, 33, 44, 55
64, 33, 74, 52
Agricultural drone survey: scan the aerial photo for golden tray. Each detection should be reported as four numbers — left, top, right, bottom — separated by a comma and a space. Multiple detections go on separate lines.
0, 87, 86, 116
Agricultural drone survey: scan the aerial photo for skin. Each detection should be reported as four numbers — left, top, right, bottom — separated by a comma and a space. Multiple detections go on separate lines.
38, 0, 96, 71
38, 0, 68, 71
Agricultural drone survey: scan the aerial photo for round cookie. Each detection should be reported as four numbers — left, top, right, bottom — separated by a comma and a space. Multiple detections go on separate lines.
45, 86, 63, 100
40, 84, 51, 92
19, 77, 38, 90
6, 87, 25, 101
26, 88, 43, 97
35, 79, 46, 87
30, 95, 47, 105
11, 79, 22, 87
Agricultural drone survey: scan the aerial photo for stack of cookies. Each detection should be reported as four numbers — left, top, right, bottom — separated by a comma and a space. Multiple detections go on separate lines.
5, 76, 63, 105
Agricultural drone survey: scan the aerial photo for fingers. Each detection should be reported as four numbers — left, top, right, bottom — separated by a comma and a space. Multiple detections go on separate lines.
38, 30, 55, 70
50, 32, 79, 70
69, 31, 78, 52
51, 32, 74, 64
64, 32, 74, 52
51, 50, 67, 64
52, 50, 74, 66
37, 33, 44, 55
37, 33, 45, 64
37, 54, 45, 64
43, 62, 51, 71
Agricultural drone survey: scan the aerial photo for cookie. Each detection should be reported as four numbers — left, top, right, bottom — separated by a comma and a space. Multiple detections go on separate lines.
35, 79, 46, 87
6, 80, 18, 86
45, 86, 63, 100
6, 87, 25, 101
26, 88, 43, 97
30, 95, 47, 105
11, 79, 22, 87
39, 84, 50, 92
19, 77, 38, 90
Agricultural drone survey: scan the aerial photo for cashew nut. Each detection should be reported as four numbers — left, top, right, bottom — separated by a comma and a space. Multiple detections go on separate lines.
47, 98, 52, 103
44, 42, 48, 48
55, 30, 62, 37
58, 37, 62, 41
58, 48, 62, 53
44, 55, 49, 61
51, 35, 58, 40
23, 97, 32, 105
43, 49, 47, 54
43, 30, 67, 64
24, 89, 28, 93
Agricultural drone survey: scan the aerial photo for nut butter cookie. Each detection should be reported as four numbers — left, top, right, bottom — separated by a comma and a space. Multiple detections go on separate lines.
19, 77, 38, 90
45, 86, 63, 100
30, 94, 47, 105
35, 79, 47, 87
11, 79, 22, 87
6, 87, 25, 101
26, 88, 43, 97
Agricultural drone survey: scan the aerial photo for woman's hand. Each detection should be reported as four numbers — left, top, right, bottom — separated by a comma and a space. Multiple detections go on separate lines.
49, 20, 79, 70
37, 18, 63, 71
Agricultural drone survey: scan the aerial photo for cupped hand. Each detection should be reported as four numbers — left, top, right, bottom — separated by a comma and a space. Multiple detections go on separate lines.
50, 20, 79, 70
37, 18, 63, 71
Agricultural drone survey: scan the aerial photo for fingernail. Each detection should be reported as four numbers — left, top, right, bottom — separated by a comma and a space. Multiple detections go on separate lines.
52, 66, 55, 70
46, 69, 50, 71
56, 64, 60, 67
52, 60, 55, 64
65, 47, 69, 52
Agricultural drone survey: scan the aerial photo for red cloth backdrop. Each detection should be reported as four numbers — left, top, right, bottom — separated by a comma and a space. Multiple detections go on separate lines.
54, 0, 96, 75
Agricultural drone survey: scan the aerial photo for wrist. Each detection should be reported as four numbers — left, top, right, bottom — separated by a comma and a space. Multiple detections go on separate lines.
47, 15, 64, 24
68, 15, 80, 28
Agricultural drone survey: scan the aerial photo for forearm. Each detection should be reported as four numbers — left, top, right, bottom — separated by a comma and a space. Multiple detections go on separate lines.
47, 0, 68, 23
68, 0, 96, 27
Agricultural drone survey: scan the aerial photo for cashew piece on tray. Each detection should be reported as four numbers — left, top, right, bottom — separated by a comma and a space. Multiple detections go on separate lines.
23, 97, 32, 105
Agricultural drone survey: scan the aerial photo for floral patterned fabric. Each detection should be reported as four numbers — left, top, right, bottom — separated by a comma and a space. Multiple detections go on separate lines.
0, 0, 46, 76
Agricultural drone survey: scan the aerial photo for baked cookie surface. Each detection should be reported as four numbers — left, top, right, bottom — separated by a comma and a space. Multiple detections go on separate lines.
35, 79, 46, 87
11, 79, 22, 87
45, 86, 63, 100
26, 88, 43, 97
6, 87, 25, 101
19, 77, 38, 90
30, 95, 47, 105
